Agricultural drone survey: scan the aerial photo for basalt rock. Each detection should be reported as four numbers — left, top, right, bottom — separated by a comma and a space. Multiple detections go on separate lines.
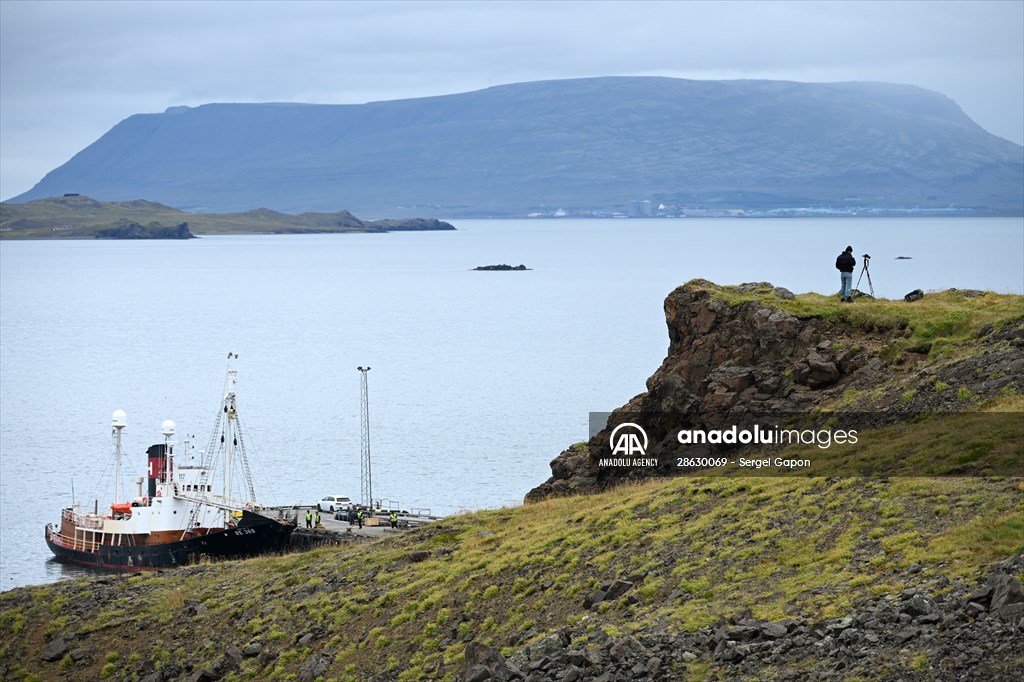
297, 653, 331, 682
94, 221, 196, 239
526, 280, 864, 501
454, 557, 1024, 681
39, 637, 68, 662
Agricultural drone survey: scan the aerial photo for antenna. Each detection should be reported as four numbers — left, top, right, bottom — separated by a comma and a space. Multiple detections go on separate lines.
357, 366, 372, 508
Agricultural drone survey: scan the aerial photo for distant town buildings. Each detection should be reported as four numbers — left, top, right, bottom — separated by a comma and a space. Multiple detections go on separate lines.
523, 200, 973, 219
629, 200, 653, 217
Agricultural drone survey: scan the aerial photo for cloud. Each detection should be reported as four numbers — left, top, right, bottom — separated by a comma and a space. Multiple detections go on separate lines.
2, 0, 1021, 200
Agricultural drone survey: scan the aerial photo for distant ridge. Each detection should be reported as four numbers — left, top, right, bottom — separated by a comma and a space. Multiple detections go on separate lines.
0, 194, 455, 239
9, 77, 1023, 216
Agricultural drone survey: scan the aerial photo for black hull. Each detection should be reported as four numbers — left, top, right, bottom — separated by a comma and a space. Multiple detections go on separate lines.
45, 511, 295, 571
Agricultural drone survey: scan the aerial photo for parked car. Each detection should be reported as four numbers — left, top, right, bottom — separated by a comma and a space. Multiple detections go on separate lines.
317, 495, 352, 512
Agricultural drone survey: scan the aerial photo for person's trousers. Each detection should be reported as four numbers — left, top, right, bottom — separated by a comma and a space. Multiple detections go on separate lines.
840, 272, 853, 300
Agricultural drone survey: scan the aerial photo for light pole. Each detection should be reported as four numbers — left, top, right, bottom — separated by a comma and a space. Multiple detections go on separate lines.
357, 367, 372, 508
112, 409, 127, 504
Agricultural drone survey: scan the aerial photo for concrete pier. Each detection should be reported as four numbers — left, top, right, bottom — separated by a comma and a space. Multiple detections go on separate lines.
270, 506, 442, 549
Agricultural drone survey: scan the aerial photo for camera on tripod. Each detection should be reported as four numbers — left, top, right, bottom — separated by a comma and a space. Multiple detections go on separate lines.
856, 254, 874, 297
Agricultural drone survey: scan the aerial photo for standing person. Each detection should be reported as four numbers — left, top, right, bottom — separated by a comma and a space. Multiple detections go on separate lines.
347, 508, 356, 527
314, 511, 321, 527
357, 509, 364, 529
836, 246, 856, 302
305, 509, 312, 528
389, 512, 398, 529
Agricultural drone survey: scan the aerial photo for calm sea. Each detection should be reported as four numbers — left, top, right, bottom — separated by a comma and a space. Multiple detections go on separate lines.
2, 217, 1021, 589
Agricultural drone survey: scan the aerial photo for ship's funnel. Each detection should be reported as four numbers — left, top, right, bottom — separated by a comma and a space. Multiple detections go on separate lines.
146, 444, 171, 498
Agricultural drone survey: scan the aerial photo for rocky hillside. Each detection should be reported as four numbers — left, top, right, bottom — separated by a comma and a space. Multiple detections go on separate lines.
8, 78, 1023, 216
0, 281, 1021, 682
1, 475, 1021, 682
528, 280, 1024, 501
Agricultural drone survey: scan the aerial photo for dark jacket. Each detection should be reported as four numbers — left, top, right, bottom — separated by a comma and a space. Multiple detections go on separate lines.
836, 251, 855, 273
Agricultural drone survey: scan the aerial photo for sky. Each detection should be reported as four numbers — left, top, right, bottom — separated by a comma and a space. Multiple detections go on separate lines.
1, 0, 1022, 201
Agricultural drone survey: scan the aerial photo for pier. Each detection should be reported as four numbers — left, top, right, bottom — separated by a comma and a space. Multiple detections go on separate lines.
268, 506, 443, 550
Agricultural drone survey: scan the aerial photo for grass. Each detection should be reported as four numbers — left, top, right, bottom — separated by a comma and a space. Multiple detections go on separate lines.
705, 281, 1024, 356
3, 469, 1020, 681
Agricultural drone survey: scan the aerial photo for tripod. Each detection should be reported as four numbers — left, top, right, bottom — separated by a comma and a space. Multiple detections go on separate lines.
855, 254, 874, 297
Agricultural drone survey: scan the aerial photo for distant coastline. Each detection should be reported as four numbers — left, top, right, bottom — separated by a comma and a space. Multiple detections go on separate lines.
0, 195, 456, 240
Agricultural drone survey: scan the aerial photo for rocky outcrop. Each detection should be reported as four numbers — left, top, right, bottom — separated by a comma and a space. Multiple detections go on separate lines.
474, 264, 531, 271
527, 281, 860, 501
367, 218, 456, 231
455, 557, 1024, 681
94, 221, 195, 239
526, 280, 1024, 502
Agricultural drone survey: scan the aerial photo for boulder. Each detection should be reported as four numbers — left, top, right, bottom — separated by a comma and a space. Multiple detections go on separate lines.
40, 637, 68, 662
988, 573, 1024, 620
297, 653, 330, 682
224, 645, 243, 669
602, 579, 634, 602
463, 642, 516, 681
901, 594, 938, 619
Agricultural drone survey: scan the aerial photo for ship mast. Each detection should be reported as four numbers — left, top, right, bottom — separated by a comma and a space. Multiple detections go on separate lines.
162, 419, 176, 487
224, 356, 238, 500
202, 352, 258, 508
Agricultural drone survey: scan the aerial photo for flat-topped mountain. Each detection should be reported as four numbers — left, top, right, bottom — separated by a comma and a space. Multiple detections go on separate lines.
8, 77, 1023, 216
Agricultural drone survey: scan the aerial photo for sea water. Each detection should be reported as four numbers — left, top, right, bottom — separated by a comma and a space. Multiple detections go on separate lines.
1, 217, 1021, 589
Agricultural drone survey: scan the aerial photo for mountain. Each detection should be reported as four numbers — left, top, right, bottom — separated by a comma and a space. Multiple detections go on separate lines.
9, 77, 1023, 216
0, 194, 455, 238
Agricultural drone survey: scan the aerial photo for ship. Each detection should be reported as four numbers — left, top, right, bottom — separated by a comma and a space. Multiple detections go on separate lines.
45, 354, 296, 570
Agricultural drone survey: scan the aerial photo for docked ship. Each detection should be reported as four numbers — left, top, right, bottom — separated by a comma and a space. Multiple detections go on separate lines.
45, 355, 296, 570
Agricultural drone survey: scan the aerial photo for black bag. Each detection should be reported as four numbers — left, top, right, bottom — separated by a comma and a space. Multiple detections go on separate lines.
904, 289, 924, 302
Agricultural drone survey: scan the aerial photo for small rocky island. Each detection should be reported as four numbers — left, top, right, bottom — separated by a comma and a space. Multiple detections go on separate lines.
473, 264, 531, 271
94, 221, 196, 240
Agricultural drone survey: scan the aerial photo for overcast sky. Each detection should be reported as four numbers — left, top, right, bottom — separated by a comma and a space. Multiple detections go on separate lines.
1, 0, 1022, 201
